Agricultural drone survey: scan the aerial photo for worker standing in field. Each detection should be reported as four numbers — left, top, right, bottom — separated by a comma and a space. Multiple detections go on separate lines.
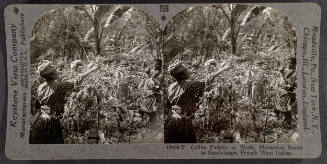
277, 57, 297, 128
30, 60, 100, 144
142, 59, 163, 128
164, 61, 231, 143
243, 62, 254, 98
251, 74, 266, 106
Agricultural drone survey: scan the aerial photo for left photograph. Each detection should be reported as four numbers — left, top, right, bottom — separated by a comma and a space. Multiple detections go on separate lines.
29, 5, 164, 144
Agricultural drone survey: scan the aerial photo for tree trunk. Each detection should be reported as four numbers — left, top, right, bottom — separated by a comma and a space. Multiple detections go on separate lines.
231, 37, 237, 55
230, 16, 237, 55
94, 19, 101, 56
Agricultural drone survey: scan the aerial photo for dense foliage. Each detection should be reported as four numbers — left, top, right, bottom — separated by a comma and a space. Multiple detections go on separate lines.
30, 4, 298, 144
165, 5, 298, 143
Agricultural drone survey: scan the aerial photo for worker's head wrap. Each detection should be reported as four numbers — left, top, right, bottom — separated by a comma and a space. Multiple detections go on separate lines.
70, 60, 83, 71
153, 59, 162, 67
38, 60, 56, 77
168, 61, 189, 81
287, 57, 296, 66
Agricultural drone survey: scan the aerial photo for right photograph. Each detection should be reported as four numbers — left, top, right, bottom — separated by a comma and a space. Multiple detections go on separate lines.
163, 4, 297, 143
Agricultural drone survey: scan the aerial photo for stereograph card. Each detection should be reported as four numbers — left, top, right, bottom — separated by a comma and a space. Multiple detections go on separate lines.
3, 3, 321, 159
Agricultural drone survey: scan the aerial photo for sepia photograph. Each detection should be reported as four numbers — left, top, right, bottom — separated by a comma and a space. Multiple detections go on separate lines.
163, 4, 298, 143
29, 4, 298, 144
29, 5, 164, 144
